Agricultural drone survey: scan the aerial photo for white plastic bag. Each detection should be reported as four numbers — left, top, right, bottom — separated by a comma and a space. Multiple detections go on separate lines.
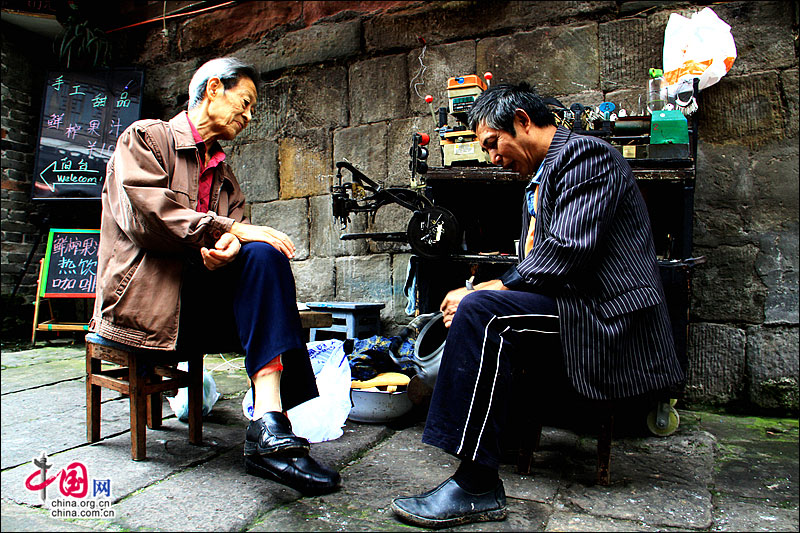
241, 340, 352, 443
663, 7, 737, 97
167, 362, 221, 421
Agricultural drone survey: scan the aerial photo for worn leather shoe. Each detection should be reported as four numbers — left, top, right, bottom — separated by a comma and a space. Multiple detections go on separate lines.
244, 453, 341, 495
244, 411, 309, 457
391, 477, 507, 529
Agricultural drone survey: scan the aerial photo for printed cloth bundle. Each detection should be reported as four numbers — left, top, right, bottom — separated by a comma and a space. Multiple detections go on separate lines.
346, 335, 417, 382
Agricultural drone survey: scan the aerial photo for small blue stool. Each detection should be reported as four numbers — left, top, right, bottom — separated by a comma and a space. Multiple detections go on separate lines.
305, 302, 385, 341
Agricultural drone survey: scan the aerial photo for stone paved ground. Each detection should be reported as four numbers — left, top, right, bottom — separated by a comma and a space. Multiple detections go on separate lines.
1, 342, 797, 532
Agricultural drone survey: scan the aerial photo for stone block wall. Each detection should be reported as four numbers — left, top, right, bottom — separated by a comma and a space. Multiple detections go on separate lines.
2, 1, 797, 413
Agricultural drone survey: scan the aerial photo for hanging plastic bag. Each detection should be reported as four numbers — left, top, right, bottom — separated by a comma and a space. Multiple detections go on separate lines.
241, 340, 351, 443
662, 7, 737, 97
167, 362, 221, 421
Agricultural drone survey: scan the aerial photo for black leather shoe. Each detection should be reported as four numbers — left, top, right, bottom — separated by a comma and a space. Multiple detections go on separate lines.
391, 477, 507, 529
244, 412, 310, 457
244, 453, 341, 495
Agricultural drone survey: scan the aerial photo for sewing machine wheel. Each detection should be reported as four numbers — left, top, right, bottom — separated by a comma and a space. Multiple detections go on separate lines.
407, 206, 461, 258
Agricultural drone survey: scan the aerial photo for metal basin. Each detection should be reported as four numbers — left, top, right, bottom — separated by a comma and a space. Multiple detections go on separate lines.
348, 389, 413, 423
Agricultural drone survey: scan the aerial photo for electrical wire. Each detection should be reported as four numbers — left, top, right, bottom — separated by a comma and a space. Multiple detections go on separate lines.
106, 1, 237, 34
409, 42, 428, 100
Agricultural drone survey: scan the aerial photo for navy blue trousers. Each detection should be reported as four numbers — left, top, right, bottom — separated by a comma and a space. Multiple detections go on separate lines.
177, 242, 318, 411
422, 290, 560, 469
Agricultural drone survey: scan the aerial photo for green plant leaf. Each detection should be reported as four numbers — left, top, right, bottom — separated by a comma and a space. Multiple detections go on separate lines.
60, 34, 78, 60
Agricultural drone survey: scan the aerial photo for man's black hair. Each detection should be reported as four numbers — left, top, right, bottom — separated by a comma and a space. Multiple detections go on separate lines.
468, 82, 556, 135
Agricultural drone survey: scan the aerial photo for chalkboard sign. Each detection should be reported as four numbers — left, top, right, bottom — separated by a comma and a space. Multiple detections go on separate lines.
32, 70, 144, 200
39, 229, 100, 298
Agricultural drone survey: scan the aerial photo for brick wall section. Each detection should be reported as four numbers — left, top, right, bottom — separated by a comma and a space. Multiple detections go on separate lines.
3, 1, 797, 412
0, 23, 51, 299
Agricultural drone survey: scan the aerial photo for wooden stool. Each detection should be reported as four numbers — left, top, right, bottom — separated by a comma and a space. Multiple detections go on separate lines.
513, 393, 679, 485
85, 333, 203, 461
511, 384, 675, 485
515, 403, 614, 486
85, 311, 332, 460
508, 342, 615, 485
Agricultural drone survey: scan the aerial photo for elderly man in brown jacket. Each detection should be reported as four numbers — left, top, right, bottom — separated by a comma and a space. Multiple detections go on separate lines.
91, 57, 339, 495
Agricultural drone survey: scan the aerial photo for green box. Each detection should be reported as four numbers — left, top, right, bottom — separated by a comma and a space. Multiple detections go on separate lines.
649, 143, 689, 159
650, 110, 689, 145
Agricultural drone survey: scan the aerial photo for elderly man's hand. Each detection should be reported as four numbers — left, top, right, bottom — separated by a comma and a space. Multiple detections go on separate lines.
201, 232, 241, 270
230, 222, 296, 259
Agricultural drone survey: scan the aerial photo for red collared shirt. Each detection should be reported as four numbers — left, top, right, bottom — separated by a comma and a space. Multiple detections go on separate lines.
186, 116, 226, 213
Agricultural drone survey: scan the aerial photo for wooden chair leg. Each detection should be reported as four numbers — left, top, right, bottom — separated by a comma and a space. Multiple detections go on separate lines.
129, 356, 147, 461
187, 355, 203, 445
597, 411, 613, 486
32, 260, 43, 345
147, 372, 162, 429
517, 422, 543, 475
86, 349, 101, 443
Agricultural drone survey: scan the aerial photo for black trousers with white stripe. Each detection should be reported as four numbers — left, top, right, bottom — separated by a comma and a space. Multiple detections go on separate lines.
422, 289, 560, 470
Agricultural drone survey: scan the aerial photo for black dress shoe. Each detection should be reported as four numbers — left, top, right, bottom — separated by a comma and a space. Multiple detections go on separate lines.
391, 477, 506, 529
244, 453, 341, 495
244, 411, 310, 457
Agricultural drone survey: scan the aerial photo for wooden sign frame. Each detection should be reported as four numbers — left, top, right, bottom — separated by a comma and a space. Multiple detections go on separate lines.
39, 228, 100, 298
32, 69, 143, 201
32, 228, 100, 344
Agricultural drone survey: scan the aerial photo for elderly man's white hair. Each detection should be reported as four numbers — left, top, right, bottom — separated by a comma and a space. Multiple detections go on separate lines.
187, 57, 257, 109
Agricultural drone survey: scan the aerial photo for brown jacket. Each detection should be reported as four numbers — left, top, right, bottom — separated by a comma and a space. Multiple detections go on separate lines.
90, 111, 248, 349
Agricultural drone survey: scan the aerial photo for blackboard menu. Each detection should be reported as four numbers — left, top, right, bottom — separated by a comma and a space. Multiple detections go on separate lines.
32, 70, 144, 200
40, 229, 100, 298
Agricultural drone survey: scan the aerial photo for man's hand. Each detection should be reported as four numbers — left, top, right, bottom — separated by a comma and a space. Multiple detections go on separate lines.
439, 279, 508, 328
230, 222, 296, 259
440, 287, 471, 328
201, 232, 241, 270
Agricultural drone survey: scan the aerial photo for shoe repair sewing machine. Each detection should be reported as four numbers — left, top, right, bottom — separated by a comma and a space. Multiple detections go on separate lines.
331, 157, 461, 258
331, 73, 495, 258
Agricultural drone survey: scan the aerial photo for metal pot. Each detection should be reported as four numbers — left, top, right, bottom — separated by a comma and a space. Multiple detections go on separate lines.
414, 312, 447, 388
348, 389, 413, 423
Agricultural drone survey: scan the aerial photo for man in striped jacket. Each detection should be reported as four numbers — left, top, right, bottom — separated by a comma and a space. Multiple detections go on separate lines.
391, 83, 685, 529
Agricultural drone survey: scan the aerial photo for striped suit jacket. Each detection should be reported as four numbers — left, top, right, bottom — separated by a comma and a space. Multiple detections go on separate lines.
500, 126, 685, 400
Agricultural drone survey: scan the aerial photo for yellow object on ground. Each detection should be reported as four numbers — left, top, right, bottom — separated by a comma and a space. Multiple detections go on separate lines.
351, 372, 411, 389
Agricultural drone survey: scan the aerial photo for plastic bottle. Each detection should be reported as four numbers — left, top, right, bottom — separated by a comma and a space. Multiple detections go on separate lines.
647, 68, 666, 114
